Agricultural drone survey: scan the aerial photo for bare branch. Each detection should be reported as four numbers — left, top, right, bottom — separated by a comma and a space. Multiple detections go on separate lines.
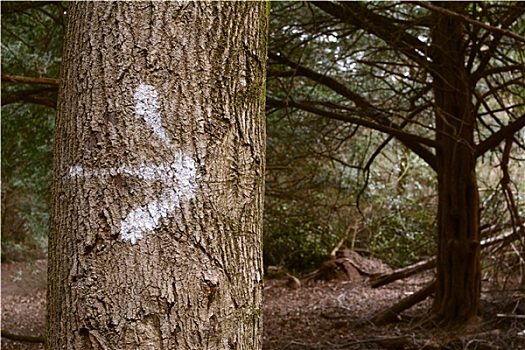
312, 1, 433, 68
268, 52, 373, 110
268, 51, 435, 136
476, 115, 525, 157
2, 92, 57, 109
267, 97, 437, 170
474, 64, 525, 82
2, 74, 60, 86
415, 2, 525, 44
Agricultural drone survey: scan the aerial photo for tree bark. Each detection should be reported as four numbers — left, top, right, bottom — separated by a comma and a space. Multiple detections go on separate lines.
48, 2, 268, 349
430, 2, 481, 326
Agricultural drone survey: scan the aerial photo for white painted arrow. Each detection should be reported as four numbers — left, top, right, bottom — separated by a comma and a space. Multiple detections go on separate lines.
70, 84, 199, 244
134, 84, 171, 145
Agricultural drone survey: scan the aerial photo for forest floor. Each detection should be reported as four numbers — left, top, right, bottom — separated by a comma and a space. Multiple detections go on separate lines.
1, 260, 524, 350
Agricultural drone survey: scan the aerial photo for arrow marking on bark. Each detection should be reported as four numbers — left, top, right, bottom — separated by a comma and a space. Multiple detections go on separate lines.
69, 84, 198, 244
134, 83, 171, 145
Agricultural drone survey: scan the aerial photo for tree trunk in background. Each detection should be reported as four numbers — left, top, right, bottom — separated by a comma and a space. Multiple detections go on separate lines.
48, 2, 267, 349
430, 2, 481, 326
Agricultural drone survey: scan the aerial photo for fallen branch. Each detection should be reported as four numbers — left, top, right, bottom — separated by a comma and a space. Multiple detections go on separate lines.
1, 328, 46, 343
370, 281, 436, 326
370, 227, 519, 288
367, 228, 522, 327
481, 227, 518, 248
497, 314, 525, 319
330, 235, 347, 260
370, 257, 436, 288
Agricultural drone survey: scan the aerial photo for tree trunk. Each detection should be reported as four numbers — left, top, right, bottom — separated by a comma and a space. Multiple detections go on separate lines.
430, 2, 481, 326
48, 2, 268, 349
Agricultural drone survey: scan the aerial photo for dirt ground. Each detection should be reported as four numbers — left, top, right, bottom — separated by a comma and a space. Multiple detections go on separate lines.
2, 260, 524, 349
1, 260, 47, 350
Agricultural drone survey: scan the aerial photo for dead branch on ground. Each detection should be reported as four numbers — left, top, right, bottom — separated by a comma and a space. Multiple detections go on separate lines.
369, 227, 519, 288
370, 281, 436, 326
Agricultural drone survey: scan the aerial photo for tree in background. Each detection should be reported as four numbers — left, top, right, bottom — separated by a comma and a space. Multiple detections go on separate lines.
1, 2, 64, 261
266, 1, 525, 326
48, 2, 267, 348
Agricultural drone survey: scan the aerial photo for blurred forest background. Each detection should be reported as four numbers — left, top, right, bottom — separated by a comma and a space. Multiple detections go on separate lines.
2, 1, 524, 281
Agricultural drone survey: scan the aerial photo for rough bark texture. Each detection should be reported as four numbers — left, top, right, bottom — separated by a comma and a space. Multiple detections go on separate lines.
48, 2, 268, 349
430, 2, 481, 326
